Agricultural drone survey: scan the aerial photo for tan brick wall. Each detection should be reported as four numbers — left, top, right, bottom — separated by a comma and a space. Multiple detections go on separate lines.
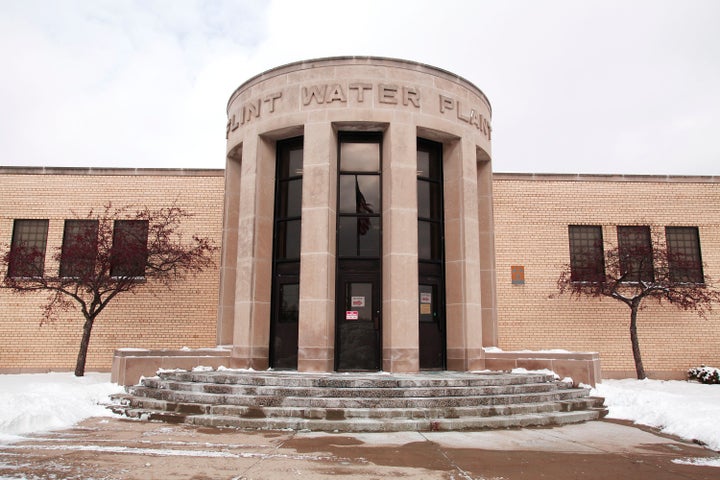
493, 174, 720, 379
3, 168, 718, 380
0, 168, 224, 373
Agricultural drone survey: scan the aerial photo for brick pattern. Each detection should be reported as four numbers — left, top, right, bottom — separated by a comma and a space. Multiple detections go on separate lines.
493, 174, 720, 378
3, 169, 718, 379
0, 169, 224, 373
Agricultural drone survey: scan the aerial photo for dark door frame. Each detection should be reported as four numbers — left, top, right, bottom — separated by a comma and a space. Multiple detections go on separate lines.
335, 266, 382, 371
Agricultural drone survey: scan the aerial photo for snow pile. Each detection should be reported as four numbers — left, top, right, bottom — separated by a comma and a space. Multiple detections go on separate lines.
0, 372, 123, 443
0, 371, 719, 462
593, 379, 720, 451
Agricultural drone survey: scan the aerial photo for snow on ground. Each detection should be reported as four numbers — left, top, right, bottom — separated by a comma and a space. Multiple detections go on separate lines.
593, 378, 720, 454
0, 371, 718, 462
0, 372, 123, 443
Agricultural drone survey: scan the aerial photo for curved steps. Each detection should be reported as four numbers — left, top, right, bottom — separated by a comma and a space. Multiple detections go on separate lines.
110, 370, 607, 432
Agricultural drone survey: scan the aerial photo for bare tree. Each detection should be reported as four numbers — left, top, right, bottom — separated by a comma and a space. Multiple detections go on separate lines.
1, 203, 218, 376
556, 229, 720, 379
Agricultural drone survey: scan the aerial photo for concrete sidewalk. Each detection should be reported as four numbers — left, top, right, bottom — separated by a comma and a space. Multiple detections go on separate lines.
1, 417, 718, 479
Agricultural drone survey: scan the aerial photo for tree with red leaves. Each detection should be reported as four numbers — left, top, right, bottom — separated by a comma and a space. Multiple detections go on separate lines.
1, 203, 218, 376
555, 230, 720, 379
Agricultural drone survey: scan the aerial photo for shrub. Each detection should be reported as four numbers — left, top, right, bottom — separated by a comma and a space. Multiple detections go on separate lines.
688, 365, 720, 384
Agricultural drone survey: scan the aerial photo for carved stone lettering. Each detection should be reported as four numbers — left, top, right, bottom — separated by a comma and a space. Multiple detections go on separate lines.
349, 83, 372, 102
439, 94, 454, 113
402, 87, 420, 108
243, 99, 260, 123
303, 85, 328, 105
456, 100, 472, 123
326, 84, 347, 103
264, 91, 282, 112
226, 114, 240, 138
470, 111, 481, 129
379, 84, 398, 104
301, 82, 422, 108
438, 93, 491, 140
226, 91, 283, 137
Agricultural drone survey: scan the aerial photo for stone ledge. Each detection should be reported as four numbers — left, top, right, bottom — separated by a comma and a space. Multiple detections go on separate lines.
111, 348, 232, 386
483, 351, 602, 387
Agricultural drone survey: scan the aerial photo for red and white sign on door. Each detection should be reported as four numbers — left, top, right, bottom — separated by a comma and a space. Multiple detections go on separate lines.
346, 311, 359, 320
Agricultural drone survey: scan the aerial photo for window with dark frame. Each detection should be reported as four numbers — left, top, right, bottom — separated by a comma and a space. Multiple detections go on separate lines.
417, 140, 444, 264
60, 220, 99, 278
8, 219, 49, 278
337, 134, 382, 259
110, 220, 149, 278
617, 226, 654, 283
666, 226, 704, 284
269, 136, 303, 369
417, 138, 447, 370
568, 225, 605, 282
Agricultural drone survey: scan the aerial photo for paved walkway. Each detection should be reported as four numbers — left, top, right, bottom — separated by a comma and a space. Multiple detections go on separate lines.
1, 417, 718, 479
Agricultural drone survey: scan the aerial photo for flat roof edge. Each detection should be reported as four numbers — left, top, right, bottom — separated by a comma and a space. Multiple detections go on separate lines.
493, 172, 720, 183
228, 56, 492, 115
3, 167, 716, 183
0, 166, 224, 177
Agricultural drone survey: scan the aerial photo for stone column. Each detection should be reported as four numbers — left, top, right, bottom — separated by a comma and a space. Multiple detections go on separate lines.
217, 151, 241, 346
297, 122, 337, 371
382, 123, 420, 372
230, 133, 274, 369
477, 155, 498, 347
444, 137, 484, 371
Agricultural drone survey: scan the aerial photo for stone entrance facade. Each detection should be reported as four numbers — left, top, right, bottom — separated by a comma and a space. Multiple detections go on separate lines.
2, 57, 619, 386
218, 57, 496, 373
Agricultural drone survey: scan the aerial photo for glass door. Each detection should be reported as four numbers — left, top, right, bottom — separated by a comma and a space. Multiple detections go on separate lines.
419, 279, 445, 369
270, 277, 299, 369
417, 138, 446, 370
270, 137, 303, 369
335, 133, 383, 371
336, 272, 381, 371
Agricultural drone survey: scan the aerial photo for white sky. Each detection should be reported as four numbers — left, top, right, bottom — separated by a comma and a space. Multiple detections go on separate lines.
1, 0, 719, 175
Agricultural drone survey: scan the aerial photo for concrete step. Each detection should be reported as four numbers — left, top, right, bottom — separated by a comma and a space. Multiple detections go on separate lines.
113, 396, 565, 421
207, 401, 563, 420
112, 370, 607, 432
138, 378, 557, 398
125, 386, 576, 409
157, 370, 556, 388
183, 409, 605, 432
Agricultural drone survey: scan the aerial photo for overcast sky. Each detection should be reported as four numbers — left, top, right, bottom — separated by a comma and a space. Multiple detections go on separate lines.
1, 0, 719, 175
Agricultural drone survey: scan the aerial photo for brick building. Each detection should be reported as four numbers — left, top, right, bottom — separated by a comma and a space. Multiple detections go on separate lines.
0, 168, 224, 373
1, 169, 718, 380
1, 58, 717, 382
493, 173, 720, 379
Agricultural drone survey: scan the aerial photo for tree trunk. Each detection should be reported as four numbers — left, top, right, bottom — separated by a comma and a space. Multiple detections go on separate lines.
629, 305, 646, 379
75, 316, 95, 377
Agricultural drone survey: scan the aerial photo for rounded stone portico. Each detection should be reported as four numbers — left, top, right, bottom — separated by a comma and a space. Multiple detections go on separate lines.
217, 56, 497, 374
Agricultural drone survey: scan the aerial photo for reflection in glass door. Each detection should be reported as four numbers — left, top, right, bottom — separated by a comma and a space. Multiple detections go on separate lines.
335, 133, 382, 371
270, 137, 303, 369
418, 138, 446, 369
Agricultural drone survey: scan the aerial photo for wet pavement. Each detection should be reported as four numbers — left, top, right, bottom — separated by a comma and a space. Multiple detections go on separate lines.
1, 417, 718, 479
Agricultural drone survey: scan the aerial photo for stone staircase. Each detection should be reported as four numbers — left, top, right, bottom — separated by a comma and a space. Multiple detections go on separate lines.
110, 369, 607, 432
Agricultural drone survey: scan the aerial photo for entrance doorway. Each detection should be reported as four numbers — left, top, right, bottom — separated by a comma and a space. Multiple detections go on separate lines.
269, 137, 303, 369
336, 270, 381, 370
417, 139, 446, 369
419, 279, 445, 369
335, 134, 382, 371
